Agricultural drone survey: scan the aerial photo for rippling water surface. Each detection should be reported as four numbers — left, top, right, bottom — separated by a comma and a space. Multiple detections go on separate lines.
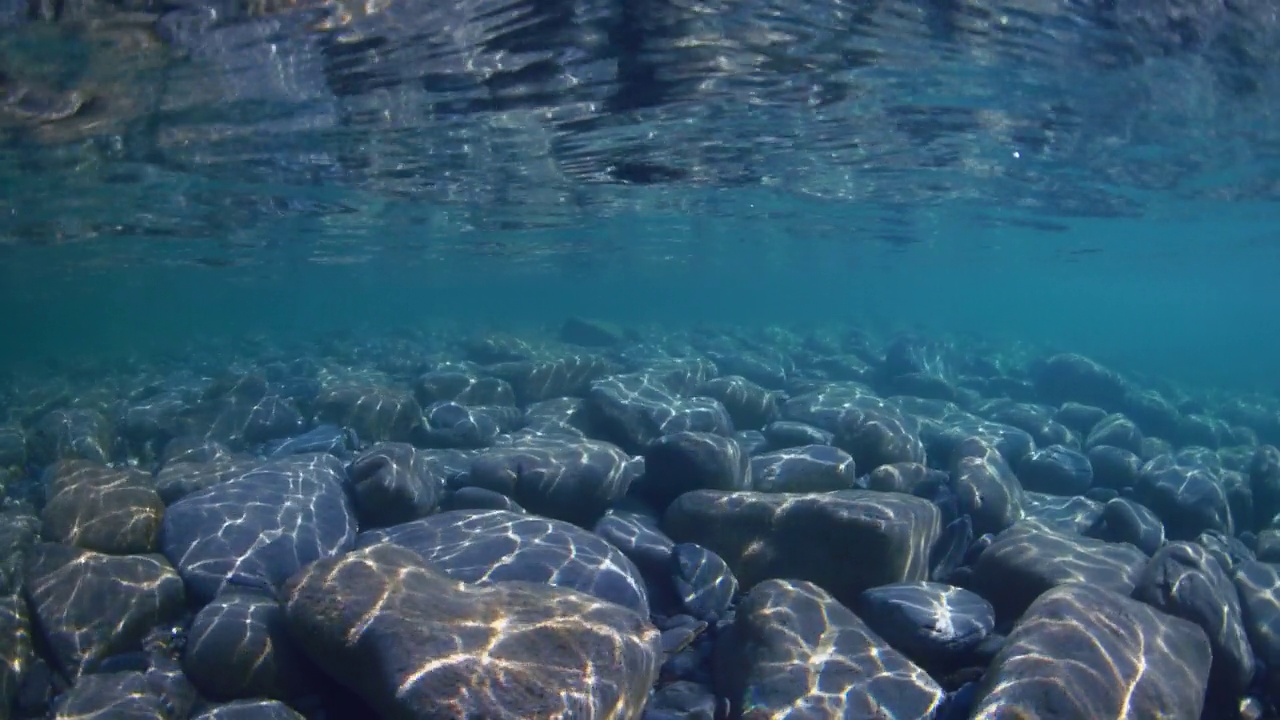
2, 0, 1280, 385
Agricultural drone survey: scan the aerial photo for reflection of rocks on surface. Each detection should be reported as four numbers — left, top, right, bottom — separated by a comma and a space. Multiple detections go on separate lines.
283, 543, 662, 719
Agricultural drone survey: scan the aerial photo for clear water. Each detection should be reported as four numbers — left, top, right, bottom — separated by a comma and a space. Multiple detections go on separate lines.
2, 0, 1280, 386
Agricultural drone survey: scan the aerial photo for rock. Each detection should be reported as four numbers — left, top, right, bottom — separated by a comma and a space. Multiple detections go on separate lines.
154, 456, 262, 505
261, 424, 357, 458
0, 593, 32, 716
23, 543, 185, 678
439, 486, 525, 513
462, 437, 637, 526
969, 584, 1211, 719
0, 425, 25, 468
346, 443, 448, 528
1021, 493, 1104, 536
643, 680, 717, 720
182, 395, 306, 450
489, 356, 614, 405
716, 579, 944, 719
414, 401, 505, 449
969, 520, 1148, 622
190, 700, 306, 720
413, 371, 516, 407
160, 453, 357, 603
1086, 414, 1145, 455
952, 438, 1026, 536
50, 671, 168, 720
1233, 561, 1280, 710
1087, 497, 1166, 555
593, 505, 675, 580
581, 374, 732, 455
1053, 402, 1109, 436
1196, 528, 1254, 573
1258, 530, 1280, 563
28, 408, 113, 466
1088, 444, 1143, 490
40, 460, 165, 555
0, 509, 39, 595
1135, 453, 1234, 540
560, 317, 625, 347
1251, 445, 1280, 530
1032, 354, 1128, 409
313, 385, 422, 443
1017, 444, 1092, 495
283, 542, 661, 720
183, 590, 313, 701
358, 509, 650, 616
1123, 389, 1182, 440
863, 461, 946, 495
1132, 542, 1254, 699
664, 489, 939, 608
761, 420, 833, 450
670, 543, 737, 623
697, 376, 780, 431
857, 582, 994, 671
748, 444, 857, 493
833, 407, 926, 471
637, 432, 750, 511
732, 430, 769, 456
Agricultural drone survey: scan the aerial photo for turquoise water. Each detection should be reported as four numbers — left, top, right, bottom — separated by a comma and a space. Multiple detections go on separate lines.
0, 0, 1278, 396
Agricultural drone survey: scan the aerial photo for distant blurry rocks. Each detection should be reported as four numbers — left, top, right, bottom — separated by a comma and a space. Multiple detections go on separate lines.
1032, 353, 1128, 409
314, 384, 421, 443
560, 317, 626, 347
283, 543, 661, 720
28, 409, 113, 466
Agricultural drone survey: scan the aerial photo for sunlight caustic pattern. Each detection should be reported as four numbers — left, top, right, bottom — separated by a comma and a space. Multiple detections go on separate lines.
283, 542, 662, 719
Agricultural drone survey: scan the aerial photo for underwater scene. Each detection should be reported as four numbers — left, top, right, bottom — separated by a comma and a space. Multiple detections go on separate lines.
3, 0, 1280, 718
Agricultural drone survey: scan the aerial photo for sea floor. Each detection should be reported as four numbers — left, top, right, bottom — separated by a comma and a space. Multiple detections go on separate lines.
0, 318, 1276, 720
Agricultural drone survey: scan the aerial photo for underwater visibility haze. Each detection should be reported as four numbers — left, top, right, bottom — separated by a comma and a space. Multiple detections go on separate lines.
3, 0, 1280, 718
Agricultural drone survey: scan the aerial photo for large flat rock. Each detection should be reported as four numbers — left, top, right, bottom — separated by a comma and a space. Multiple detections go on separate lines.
283, 542, 661, 720
664, 489, 939, 607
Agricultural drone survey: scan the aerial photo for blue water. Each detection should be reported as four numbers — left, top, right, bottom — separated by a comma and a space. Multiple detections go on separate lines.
1, 0, 1278, 390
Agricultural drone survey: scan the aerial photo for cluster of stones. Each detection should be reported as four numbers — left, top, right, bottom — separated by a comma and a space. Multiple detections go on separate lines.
1, 320, 1279, 719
